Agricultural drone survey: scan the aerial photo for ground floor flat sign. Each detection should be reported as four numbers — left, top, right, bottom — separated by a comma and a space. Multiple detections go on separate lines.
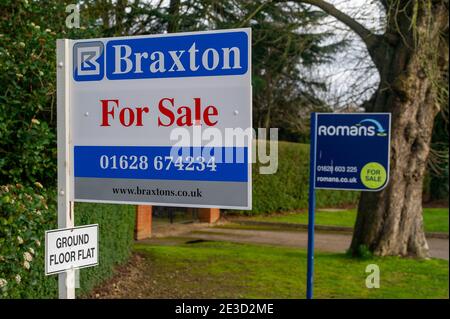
313, 113, 391, 191
67, 28, 252, 209
45, 225, 98, 275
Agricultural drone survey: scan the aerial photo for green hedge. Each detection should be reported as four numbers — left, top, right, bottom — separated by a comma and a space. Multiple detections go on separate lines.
241, 141, 359, 215
0, 185, 135, 298
0, 184, 56, 298
75, 202, 135, 297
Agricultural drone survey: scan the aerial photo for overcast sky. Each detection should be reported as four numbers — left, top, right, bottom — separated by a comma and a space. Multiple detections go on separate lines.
308, 0, 385, 109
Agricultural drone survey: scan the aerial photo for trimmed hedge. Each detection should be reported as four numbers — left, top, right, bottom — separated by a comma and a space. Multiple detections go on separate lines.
242, 141, 359, 215
75, 203, 135, 297
0, 185, 135, 299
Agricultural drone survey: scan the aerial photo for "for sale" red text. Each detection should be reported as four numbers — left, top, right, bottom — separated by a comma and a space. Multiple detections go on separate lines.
100, 98, 219, 127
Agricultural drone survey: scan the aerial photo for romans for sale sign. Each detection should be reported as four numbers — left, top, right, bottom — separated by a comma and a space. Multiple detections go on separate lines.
65, 28, 252, 209
312, 113, 391, 191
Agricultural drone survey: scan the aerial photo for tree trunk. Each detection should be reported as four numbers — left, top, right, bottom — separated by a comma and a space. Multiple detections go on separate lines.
167, 0, 180, 33
350, 1, 448, 258
351, 83, 438, 257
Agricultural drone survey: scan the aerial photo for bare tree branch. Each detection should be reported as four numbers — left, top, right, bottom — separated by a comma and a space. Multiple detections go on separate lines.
274, 0, 385, 52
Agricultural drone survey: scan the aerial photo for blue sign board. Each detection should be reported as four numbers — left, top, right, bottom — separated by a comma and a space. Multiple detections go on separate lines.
312, 113, 391, 191
306, 112, 391, 299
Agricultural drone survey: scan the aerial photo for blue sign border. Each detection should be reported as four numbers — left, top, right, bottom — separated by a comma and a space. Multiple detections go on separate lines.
312, 112, 391, 192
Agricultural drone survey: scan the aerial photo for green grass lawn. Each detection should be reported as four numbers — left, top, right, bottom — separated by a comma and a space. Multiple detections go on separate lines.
134, 240, 449, 299
253, 208, 449, 233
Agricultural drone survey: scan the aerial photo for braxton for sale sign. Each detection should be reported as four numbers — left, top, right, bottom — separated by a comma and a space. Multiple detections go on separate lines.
66, 28, 252, 209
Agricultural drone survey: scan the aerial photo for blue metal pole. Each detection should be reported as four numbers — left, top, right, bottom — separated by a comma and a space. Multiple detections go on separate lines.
306, 113, 316, 299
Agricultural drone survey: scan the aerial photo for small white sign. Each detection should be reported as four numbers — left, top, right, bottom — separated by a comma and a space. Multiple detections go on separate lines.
45, 224, 98, 275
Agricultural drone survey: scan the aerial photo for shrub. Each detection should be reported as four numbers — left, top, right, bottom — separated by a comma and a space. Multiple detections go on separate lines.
237, 141, 359, 215
0, 184, 135, 299
0, 1, 102, 187
0, 184, 56, 298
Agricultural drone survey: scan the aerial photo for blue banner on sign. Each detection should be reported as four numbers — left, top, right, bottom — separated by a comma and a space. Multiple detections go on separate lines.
74, 146, 248, 182
104, 31, 248, 80
313, 113, 391, 191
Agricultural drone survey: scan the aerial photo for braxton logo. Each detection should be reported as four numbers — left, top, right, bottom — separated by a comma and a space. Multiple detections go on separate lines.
72, 31, 248, 82
318, 119, 387, 137
73, 41, 104, 81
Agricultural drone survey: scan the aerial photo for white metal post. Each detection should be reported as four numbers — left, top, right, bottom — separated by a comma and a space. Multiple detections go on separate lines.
56, 39, 75, 299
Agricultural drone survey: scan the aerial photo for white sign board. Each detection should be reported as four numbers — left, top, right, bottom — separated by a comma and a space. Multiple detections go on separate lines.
64, 28, 252, 209
45, 224, 98, 275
